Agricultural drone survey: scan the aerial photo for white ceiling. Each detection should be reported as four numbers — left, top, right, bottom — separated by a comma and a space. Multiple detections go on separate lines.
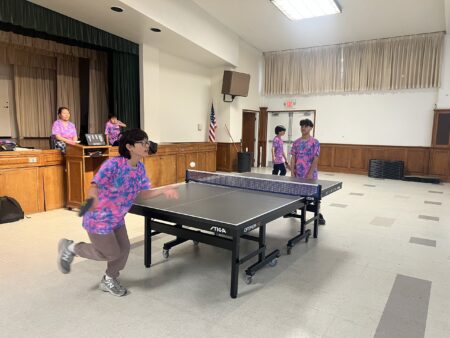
27, 0, 231, 66
192, 0, 447, 51
27, 0, 447, 64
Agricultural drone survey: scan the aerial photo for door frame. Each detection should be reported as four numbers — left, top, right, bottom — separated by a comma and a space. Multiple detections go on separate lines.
242, 109, 259, 167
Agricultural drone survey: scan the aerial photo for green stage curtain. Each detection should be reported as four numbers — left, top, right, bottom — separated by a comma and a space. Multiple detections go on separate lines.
0, 0, 138, 55
110, 52, 140, 129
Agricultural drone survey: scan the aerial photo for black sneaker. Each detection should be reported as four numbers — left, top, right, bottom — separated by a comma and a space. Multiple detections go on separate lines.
99, 276, 127, 297
57, 239, 75, 274
319, 213, 326, 225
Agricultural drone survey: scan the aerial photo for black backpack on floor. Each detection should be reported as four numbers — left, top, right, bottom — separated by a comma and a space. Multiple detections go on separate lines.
0, 196, 24, 224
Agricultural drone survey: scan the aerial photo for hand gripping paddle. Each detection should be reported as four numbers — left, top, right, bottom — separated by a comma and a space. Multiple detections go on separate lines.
78, 197, 95, 217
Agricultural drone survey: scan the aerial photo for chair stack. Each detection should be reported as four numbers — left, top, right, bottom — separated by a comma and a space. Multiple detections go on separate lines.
368, 159, 404, 180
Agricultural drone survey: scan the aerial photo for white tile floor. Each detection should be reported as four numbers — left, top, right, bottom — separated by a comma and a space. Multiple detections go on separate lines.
1, 169, 450, 337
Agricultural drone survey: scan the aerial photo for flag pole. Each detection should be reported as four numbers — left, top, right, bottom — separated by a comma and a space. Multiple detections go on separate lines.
224, 124, 239, 153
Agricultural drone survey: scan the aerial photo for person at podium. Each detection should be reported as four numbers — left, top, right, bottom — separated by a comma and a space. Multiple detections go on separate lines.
51, 106, 78, 153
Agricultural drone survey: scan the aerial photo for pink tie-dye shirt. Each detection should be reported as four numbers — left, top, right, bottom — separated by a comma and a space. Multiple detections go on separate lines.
83, 156, 151, 234
272, 136, 285, 164
290, 137, 320, 179
51, 119, 77, 139
105, 121, 121, 145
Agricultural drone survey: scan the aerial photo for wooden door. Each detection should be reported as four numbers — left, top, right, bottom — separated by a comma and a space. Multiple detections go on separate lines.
242, 111, 256, 166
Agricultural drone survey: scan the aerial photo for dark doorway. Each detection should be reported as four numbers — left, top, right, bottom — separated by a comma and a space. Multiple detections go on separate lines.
242, 110, 257, 166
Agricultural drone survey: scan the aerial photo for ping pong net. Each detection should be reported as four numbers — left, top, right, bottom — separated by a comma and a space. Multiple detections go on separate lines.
186, 170, 321, 198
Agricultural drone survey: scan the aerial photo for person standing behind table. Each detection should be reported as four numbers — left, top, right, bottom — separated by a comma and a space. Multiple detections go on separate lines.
51, 107, 78, 153
105, 113, 127, 146
289, 118, 326, 225
272, 125, 290, 176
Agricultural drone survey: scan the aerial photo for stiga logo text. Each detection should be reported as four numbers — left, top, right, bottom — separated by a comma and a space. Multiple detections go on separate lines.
243, 224, 258, 233
210, 226, 226, 234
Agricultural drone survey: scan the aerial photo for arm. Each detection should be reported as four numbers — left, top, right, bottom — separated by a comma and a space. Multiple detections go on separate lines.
55, 134, 76, 144
282, 150, 291, 170
117, 120, 127, 128
271, 146, 276, 162
290, 155, 296, 177
139, 185, 179, 200
306, 157, 319, 179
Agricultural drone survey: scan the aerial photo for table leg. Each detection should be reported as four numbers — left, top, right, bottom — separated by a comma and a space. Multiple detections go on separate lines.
230, 234, 240, 298
144, 217, 152, 268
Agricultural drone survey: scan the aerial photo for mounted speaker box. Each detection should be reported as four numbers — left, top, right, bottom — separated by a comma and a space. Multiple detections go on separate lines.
221, 71, 250, 102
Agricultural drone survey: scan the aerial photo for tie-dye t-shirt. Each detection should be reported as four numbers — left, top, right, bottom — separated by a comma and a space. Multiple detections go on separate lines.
290, 137, 320, 179
51, 119, 77, 139
83, 156, 151, 234
272, 136, 285, 164
105, 121, 121, 145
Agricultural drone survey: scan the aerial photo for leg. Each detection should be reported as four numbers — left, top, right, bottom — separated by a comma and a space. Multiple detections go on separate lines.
272, 164, 279, 175
230, 235, 240, 299
105, 225, 130, 279
74, 232, 121, 263
280, 164, 287, 176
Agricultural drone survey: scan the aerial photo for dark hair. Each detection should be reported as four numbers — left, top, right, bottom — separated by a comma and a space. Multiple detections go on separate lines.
108, 113, 117, 120
275, 125, 286, 135
118, 128, 149, 159
300, 119, 314, 128
57, 107, 69, 116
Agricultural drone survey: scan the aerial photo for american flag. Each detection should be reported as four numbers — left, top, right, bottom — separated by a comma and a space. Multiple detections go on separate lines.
208, 103, 217, 142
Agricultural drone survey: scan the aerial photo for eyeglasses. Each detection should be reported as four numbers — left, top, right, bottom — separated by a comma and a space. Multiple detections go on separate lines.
135, 140, 150, 147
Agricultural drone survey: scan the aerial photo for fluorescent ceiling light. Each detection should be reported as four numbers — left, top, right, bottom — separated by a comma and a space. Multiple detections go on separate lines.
271, 0, 341, 20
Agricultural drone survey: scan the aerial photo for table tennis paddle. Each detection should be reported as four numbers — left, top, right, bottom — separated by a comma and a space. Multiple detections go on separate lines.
78, 197, 95, 217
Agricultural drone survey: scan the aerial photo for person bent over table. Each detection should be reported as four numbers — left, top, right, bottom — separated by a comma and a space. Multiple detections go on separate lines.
51, 106, 78, 153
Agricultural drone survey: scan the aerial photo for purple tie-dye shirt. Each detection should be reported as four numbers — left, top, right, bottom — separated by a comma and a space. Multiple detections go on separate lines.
83, 156, 151, 234
272, 136, 285, 164
51, 119, 77, 139
105, 121, 121, 145
290, 137, 320, 179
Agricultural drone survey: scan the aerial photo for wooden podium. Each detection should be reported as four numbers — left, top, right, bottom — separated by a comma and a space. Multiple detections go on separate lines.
65, 143, 111, 209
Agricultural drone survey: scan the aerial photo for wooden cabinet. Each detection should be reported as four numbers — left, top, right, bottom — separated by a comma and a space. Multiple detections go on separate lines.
0, 149, 64, 214
0, 167, 43, 214
42, 165, 66, 210
65, 144, 110, 209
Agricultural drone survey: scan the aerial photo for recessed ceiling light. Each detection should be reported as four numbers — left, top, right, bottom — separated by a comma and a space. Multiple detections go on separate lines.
150, 28, 161, 32
110, 6, 124, 13
271, 0, 341, 20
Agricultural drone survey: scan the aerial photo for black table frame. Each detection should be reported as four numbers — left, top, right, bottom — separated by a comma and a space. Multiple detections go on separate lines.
131, 198, 304, 299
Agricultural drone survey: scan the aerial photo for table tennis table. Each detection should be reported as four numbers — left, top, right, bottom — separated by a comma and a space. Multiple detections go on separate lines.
130, 170, 342, 298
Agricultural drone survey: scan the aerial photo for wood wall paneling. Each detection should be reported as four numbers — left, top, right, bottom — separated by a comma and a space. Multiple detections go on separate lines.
405, 149, 428, 174
216, 143, 239, 172
350, 147, 366, 170
333, 147, 351, 168
319, 143, 450, 181
428, 149, 450, 176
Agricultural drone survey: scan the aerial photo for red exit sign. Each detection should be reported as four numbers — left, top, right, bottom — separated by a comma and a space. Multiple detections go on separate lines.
284, 99, 296, 108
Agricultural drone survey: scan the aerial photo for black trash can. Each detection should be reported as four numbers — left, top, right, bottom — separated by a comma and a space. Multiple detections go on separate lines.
237, 152, 252, 173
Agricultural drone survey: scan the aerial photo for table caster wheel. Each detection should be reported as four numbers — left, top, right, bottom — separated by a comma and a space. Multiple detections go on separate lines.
193, 241, 199, 246
287, 246, 292, 255
162, 249, 169, 259
269, 258, 278, 267
305, 234, 310, 243
244, 274, 253, 285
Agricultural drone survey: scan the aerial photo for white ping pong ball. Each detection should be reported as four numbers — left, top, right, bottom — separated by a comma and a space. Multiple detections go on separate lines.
189, 161, 196, 168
